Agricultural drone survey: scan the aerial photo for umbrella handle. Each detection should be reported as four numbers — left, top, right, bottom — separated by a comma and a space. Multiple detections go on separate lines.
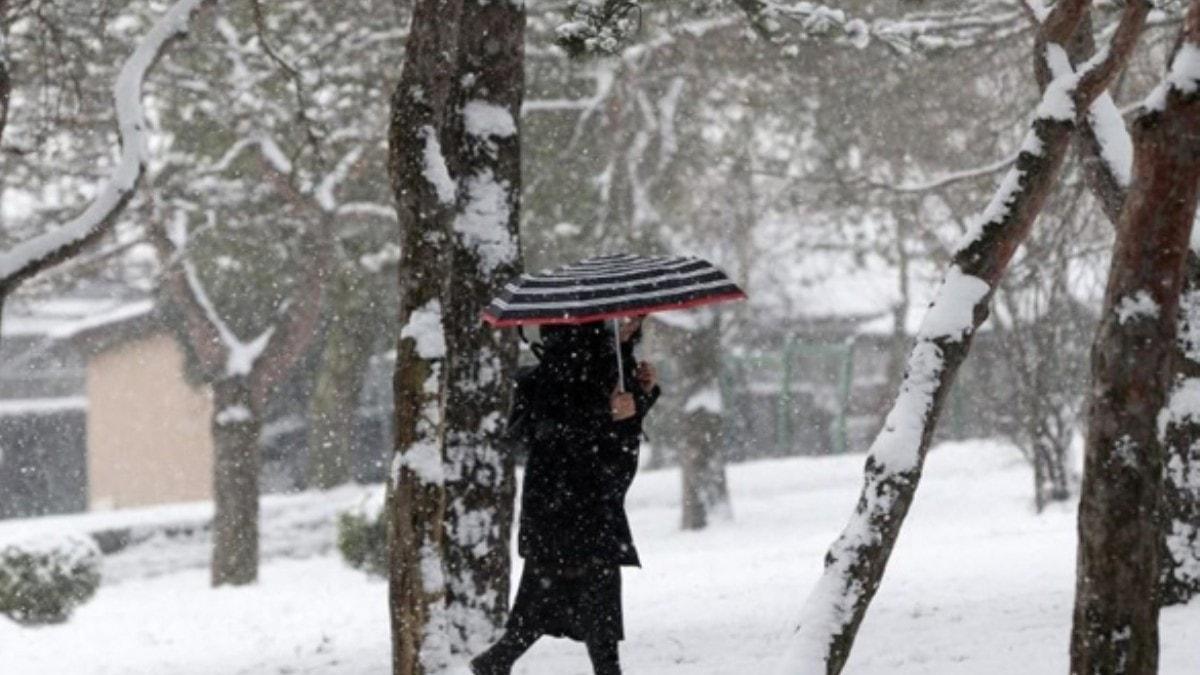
612, 318, 625, 393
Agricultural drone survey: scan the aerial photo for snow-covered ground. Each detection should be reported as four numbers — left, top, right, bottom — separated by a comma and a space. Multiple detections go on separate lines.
2, 439, 1198, 674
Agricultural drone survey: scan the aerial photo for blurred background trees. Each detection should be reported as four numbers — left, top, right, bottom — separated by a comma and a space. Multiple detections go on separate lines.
0, 0, 1195, 593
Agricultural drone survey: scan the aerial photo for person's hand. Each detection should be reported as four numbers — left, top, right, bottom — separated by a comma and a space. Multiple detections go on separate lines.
636, 361, 657, 393
611, 391, 636, 421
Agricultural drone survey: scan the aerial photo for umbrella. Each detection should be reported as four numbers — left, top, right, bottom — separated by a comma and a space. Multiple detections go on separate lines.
482, 253, 747, 390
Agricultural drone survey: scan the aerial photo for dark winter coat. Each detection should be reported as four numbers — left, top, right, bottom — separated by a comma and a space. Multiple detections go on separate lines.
517, 322, 660, 568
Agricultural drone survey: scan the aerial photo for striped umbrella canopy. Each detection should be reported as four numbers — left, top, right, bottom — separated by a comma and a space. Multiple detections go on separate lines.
482, 253, 747, 327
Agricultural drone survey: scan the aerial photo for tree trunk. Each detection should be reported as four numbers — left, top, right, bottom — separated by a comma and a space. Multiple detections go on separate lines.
785, 3, 1148, 670
308, 267, 376, 489
681, 408, 727, 530
0, 17, 10, 148
211, 377, 262, 587
680, 314, 730, 531
1032, 434, 1049, 513
389, 341, 449, 675
1070, 40, 1200, 670
1160, 251, 1200, 606
386, 0, 463, 670
439, 0, 525, 651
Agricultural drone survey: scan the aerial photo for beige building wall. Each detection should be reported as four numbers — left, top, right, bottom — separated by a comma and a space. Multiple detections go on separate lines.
87, 333, 214, 509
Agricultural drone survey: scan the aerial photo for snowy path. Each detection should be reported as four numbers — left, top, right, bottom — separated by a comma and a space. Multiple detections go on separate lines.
2, 439, 1198, 674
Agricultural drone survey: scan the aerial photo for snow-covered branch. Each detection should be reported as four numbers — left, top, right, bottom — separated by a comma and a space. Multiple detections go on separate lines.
880, 153, 1018, 193
156, 202, 330, 404
205, 134, 295, 176
316, 147, 365, 212
162, 211, 275, 378
0, 0, 211, 290
730, 0, 1027, 56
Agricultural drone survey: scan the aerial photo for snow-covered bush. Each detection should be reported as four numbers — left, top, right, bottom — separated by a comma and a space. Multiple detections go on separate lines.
337, 492, 387, 578
0, 534, 102, 625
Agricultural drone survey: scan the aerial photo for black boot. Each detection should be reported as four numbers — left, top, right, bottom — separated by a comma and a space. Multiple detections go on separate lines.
469, 652, 508, 675
586, 640, 621, 675
471, 630, 540, 675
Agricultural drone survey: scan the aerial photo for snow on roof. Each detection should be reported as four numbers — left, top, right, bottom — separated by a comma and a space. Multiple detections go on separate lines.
0, 396, 87, 417
789, 262, 906, 319
50, 299, 155, 340
748, 246, 945, 336
1, 295, 154, 340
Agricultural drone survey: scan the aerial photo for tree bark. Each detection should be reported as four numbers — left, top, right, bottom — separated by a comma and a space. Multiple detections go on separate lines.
1160, 251, 1200, 606
1041, 4, 1200, 607
386, 0, 463, 670
439, 0, 525, 651
785, 3, 1148, 672
210, 377, 262, 587
308, 267, 376, 489
1, 13, 10, 148
1071, 81, 1200, 674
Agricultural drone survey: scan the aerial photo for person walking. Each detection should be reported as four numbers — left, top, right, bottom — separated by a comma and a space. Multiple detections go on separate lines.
471, 315, 660, 675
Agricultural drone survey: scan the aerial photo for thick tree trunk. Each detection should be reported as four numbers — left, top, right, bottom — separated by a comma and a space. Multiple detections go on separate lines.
1160, 251, 1200, 606
1054, 8, 1200, 607
680, 315, 730, 531
1070, 31, 1200, 667
439, 0, 524, 651
386, 0, 463, 671
210, 377, 262, 587
785, 3, 1148, 671
308, 267, 375, 489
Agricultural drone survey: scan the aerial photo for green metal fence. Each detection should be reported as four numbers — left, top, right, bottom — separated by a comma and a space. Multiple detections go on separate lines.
717, 337, 857, 457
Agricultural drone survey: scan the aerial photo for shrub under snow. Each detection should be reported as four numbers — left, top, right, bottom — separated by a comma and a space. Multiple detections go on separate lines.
0, 533, 102, 625
337, 491, 387, 578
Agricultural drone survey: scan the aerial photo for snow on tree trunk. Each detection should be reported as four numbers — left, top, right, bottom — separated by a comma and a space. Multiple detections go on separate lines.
0, 0, 210, 346
308, 267, 375, 490
439, 0, 524, 652
1050, 5, 1200, 609
1160, 249, 1200, 606
386, 0, 463, 670
210, 377, 262, 587
680, 314, 730, 530
783, 3, 1148, 671
1071, 24, 1200, 666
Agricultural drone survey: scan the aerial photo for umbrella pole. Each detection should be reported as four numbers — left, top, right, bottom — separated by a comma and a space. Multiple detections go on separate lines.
612, 318, 625, 393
